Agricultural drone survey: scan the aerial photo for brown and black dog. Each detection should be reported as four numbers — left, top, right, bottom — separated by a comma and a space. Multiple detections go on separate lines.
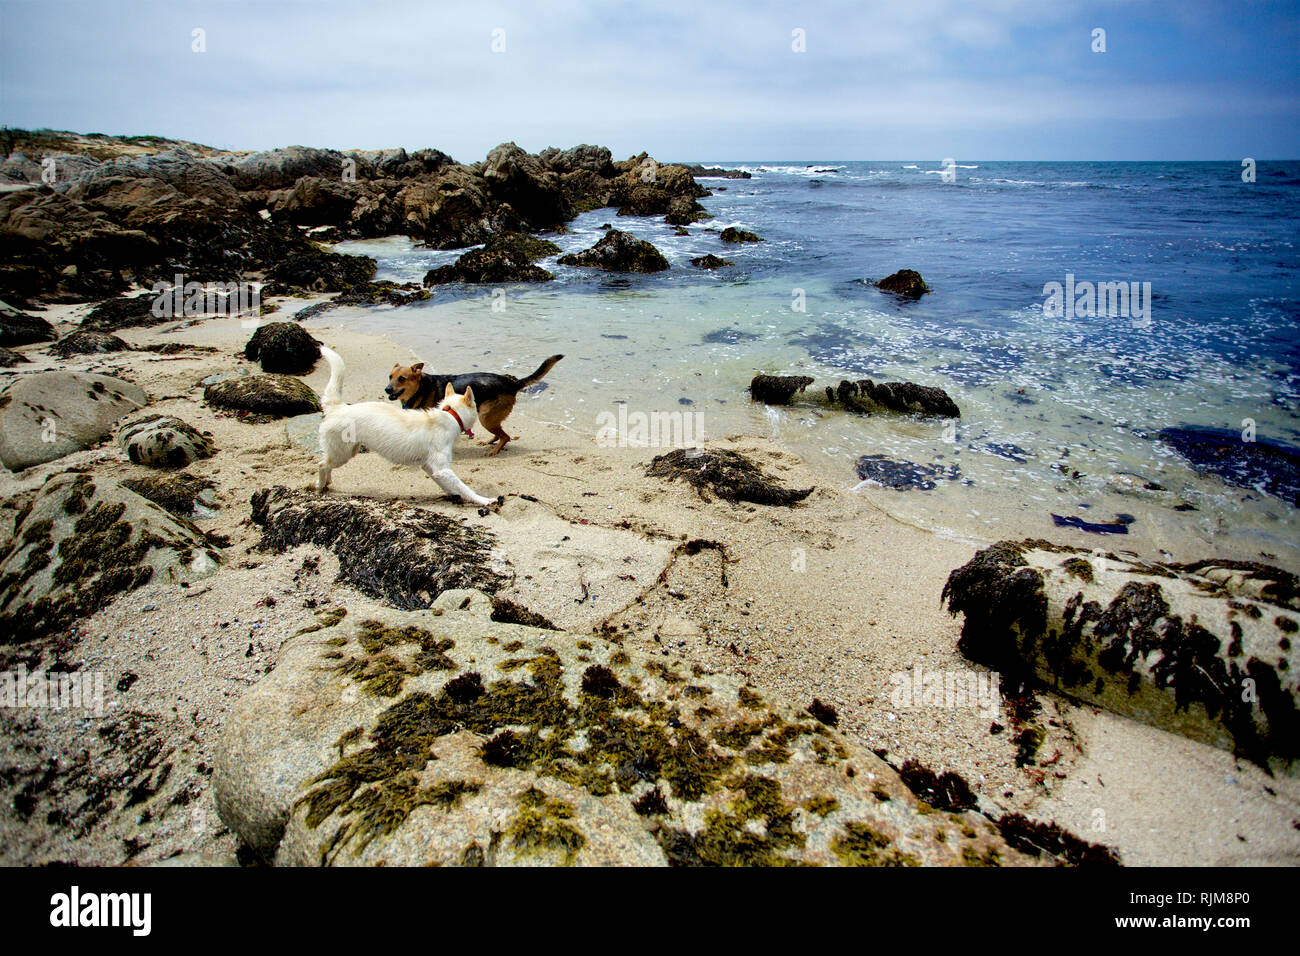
385, 355, 563, 456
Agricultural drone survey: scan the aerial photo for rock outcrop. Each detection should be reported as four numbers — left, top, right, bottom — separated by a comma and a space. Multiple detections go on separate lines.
0, 371, 147, 470
0, 473, 221, 642
943, 541, 1300, 775
214, 589, 1041, 866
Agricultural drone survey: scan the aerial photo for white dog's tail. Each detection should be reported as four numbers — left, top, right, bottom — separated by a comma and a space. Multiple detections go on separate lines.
319, 345, 345, 411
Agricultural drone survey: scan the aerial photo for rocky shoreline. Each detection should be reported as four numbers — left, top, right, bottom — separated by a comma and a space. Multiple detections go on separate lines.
1, 131, 1298, 866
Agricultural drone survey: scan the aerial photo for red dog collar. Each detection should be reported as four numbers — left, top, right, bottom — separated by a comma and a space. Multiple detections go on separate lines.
443, 405, 474, 437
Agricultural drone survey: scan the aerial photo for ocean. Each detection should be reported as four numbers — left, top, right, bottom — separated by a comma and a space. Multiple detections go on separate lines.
324, 159, 1300, 566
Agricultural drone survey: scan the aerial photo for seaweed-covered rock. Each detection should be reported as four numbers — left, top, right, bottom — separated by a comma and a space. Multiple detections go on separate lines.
647, 448, 813, 506
942, 541, 1300, 774
875, 269, 929, 298
120, 472, 217, 519
0, 302, 56, 346
557, 229, 669, 273
0, 347, 28, 367
204, 374, 320, 419
1157, 426, 1300, 506
213, 590, 1041, 866
116, 413, 215, 468
0, 473, 221, 642
0, 371, 147, 471
719, 227, 764, 244
691, 254, 733, 270
249, 486, 508, 609
243, 322, 320, 374
262, 248, 377, 296
749, 373, 813, 405
423, 232, 558, 285
48, 329, 130, 357
855, 455, 961, 491
830, 379, 960, 418
80, 293, 170, 332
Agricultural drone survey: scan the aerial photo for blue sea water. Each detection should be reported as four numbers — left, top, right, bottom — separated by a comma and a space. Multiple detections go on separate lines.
327, 160, 1300, 566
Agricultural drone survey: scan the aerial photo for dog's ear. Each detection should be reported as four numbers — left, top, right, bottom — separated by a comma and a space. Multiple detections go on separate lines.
463, 385, 475, 407
411, 363, 424, 374
444, 381, 455, 399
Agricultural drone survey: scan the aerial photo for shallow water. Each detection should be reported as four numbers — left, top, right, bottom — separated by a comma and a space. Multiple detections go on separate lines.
324, 160, 1300, 568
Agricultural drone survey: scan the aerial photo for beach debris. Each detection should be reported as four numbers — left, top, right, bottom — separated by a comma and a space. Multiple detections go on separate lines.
855, 455, 961, 491
213, 589, 1042, 866
0, 473, 221, 642
557, 229, 669, 273
647, 448, 814, 506
943, 540, 1300, 775
117, 413, 215, 468
1157, 425, 1300, 506
0, 371, 146, 471
243, 321, 320, 374
874, 269, 930, 298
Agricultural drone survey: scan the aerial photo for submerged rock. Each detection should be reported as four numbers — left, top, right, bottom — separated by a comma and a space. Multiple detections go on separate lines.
0, 473, 221, 642
48, 329, 130, 357
249, 486, 508, 609
875, 269, 929, 298
116, 413, 215, 468
214, 589, 1040, 866
0, 371, 147, 471
943, 541, 1300, 775
855, 455, 961, 491
243, 322, 320, 374
1157, 426, 1300, 506
703, 328, 757, 345
748, 373, 813, 405
557, 229, 669, 273
647, 448, 813, 506
204, 374, 320, 419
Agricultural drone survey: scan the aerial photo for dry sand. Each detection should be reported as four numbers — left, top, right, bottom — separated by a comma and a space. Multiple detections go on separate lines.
1, 299, 1296, 866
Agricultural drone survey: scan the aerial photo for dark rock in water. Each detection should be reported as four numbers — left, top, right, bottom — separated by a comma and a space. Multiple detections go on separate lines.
0, 303, 56, 346
0, 347, 28, 366
975, 442, 1029, 463
263, 248, 376, 295
691, 254, 733, 270
1157, 426, 1300, 505
719, 227, 764, 244
557, 229, 669, 273
600, 333, 628, 340
703, 327, 757, 344
49, 329, 130, 357
249, 485, 507, 609
829, 379, 960, 418
647, 448, 813, 506
121, 472, 216, 519
664, 196, 709, 225
243, 322, 320, 374
423, 231, 558, 285
855, 455, 960, 491
875, 269, 929, 298
1050, 513, 1135, 535
749, 373, 813, 405
679, 164, 752, 180
205, 373, 321, 419
942, 539, 1300, 775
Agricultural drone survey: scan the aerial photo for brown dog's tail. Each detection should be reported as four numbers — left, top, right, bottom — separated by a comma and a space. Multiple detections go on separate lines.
516, 354, 563, 391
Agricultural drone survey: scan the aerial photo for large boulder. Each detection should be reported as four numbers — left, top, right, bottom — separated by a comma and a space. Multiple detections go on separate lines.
205, 374, 321, 419
423, 232, 558, 285
0, 473, 221, 642
396, 166, 493, 249
557, 229, 669, 273
214, 589, 1040, 866
243, 322, 320, 374
943, 541, 1300, 775
538, 145, 615, 177
481, 143, 571, 229
116, 413, 215, 468
229, 147, 346, 191
0, 371, 147, 470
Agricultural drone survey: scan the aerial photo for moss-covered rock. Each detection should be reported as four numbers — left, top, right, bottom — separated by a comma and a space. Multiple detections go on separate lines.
204, 373, 320, 419
943, 541, 1300, 774
557, 229, 669, 273
0, 473, 220, 642
262, 248, 376, 296
214, 591, 1042, 866
116, 413, 215, 468
243, 322, 320, 374
120, 472, 217, 519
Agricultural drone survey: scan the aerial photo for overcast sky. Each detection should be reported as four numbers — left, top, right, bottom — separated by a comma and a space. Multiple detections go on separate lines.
2, 0, 1297, 162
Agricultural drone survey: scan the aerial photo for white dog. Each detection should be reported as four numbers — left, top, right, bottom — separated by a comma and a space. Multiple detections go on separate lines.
316, 346, 500, 508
